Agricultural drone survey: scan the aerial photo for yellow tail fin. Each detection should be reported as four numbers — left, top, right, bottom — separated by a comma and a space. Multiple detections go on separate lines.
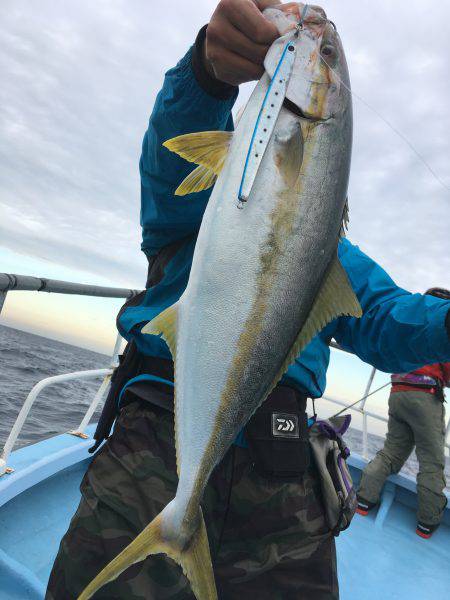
179, 511, 217, 600
77, 506, 217, 600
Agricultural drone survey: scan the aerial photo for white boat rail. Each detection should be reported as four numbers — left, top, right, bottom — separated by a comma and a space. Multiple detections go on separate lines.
0, 273, 449, 477
0, 274, 140, 476
325, 343, 450, 458
324, 389, 450, 458
0, 369, 112, 476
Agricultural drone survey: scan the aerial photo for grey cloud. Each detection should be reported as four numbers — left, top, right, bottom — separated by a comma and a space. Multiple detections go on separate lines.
0, 0, 449, 296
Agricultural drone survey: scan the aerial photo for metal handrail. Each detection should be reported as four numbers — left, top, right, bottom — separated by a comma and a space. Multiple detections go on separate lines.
327, 342, 450, 458
0, 273, 134, 476
0, 369, 112, 475
322, 391, 450, 458
0, 273, 141, 299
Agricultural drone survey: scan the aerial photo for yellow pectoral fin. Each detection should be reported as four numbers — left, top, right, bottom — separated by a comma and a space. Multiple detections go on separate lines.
141, 304, 178, 361
163, 130, 233, 174
175, 165, 217, 196
276, 254, 362, 381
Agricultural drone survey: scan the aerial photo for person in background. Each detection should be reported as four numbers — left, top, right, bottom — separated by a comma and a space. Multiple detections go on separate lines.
357, 288, 450, 539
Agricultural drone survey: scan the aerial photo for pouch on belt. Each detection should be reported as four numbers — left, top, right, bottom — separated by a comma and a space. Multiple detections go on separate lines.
245, 385, 309, 481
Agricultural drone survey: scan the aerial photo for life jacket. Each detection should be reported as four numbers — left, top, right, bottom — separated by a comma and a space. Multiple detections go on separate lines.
391, 363, 450, 398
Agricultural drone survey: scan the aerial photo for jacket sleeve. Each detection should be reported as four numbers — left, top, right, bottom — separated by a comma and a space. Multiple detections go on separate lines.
334, 239, 450, 373
140, 29, 238, 258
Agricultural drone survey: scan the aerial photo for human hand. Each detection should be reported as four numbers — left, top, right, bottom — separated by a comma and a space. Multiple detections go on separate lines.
204, 0, 281, 86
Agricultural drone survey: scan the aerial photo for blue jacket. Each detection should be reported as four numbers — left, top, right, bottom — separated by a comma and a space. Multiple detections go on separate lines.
118, 46, 450, 399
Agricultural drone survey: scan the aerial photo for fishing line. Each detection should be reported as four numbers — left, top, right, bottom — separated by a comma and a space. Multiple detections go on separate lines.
331, 381, 391, 418
297, 3, 309, 29
319, 53, 450, 194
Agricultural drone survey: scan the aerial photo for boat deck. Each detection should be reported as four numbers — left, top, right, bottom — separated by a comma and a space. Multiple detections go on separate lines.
0, 429, 449, 600
337, 496, 450, 599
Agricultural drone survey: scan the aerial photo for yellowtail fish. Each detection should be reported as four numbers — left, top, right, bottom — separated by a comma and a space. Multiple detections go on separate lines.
79, 4, 361, 599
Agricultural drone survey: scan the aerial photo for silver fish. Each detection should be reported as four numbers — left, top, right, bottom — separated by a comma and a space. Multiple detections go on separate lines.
79, 4, 361, 599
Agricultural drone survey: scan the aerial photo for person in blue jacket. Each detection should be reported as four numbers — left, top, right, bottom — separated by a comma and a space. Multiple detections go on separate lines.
47, 2, 450, 599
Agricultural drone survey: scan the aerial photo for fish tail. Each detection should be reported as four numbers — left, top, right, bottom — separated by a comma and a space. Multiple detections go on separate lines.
176, 508, 217, 600
77, 502, 217, 600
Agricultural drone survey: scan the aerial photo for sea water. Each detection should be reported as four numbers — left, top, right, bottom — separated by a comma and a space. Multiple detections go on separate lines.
0, 324, 109, 449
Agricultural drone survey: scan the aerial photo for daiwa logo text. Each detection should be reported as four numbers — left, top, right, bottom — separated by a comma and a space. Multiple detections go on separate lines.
272, 413, 300, 438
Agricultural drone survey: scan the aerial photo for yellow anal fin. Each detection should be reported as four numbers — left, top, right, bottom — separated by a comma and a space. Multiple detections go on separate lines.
163, 130, 233, 174
141, 304, 178, 361
277, 254, 362, 380
175, 164, 217, 196
78, 507, 217, 600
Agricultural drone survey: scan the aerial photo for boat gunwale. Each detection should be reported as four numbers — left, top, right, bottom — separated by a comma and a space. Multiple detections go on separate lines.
1, 427, 448, 520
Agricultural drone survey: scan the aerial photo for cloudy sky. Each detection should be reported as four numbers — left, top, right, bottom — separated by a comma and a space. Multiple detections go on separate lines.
1, 1, 449, 423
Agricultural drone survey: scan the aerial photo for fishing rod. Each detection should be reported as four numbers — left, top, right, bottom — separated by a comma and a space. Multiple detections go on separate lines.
331, 381, 391, 418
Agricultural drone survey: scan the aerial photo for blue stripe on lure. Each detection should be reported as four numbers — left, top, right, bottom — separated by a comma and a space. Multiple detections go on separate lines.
237, 37, 298, 204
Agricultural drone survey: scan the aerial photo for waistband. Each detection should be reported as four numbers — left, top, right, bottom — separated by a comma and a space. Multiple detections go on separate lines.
391, 373, 439, 387
391, 384, 439, 396
123, 373, 308, 415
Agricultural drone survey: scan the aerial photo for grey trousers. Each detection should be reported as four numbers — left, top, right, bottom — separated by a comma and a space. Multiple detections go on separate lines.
358, 390, 447, 525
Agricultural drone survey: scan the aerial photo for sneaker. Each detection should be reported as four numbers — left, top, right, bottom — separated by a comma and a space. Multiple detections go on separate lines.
416, 522, 439, 539
356, 495, 377, 516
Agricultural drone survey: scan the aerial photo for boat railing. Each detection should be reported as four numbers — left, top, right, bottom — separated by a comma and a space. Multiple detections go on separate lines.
325, 342, 450, 459
0, 273, 449, 477
0, 273, 140, 476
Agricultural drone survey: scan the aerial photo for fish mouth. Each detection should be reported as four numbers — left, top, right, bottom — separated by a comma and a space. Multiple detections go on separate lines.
283, 98, 330, 123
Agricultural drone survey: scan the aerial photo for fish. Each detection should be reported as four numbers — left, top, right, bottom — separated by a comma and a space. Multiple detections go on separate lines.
79, 4, 361, 599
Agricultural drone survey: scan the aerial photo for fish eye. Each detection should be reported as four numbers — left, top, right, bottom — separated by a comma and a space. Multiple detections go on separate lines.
321, 45, 335, 58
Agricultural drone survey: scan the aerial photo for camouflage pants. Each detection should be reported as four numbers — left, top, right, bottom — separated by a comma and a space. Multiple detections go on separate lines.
46, 400, 338, 599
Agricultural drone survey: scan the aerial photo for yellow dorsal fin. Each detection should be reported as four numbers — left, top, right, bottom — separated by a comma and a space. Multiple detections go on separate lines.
141, 304, 178, 361
275, 253, 362, 382
175, 164, 217, 196
163, 131, 233, 174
